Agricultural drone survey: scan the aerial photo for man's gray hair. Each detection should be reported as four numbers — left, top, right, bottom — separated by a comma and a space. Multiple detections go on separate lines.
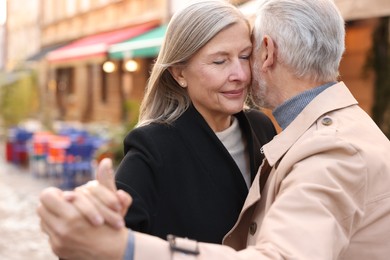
253, 0, 345, 82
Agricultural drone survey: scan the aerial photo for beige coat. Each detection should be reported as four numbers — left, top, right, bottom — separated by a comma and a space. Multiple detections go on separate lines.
133, 82, 390, 260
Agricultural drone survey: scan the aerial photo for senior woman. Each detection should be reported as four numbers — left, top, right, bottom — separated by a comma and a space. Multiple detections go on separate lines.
38, 0, 276, 254
112, 0, 276, 244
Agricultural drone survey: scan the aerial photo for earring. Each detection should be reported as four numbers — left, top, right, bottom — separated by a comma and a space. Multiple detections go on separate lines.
180, 82, 186, 88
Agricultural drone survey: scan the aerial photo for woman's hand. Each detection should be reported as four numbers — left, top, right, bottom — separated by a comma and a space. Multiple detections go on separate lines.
63, 158, 132, 229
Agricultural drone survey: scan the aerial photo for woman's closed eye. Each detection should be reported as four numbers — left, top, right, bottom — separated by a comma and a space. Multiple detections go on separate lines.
213, 54, 251, 65
240, 54, 251, 60
213, 59, 226, 65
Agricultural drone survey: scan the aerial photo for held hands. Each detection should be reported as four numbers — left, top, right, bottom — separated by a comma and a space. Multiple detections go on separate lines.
37, 158, 132, 260
65, 158, 131, 229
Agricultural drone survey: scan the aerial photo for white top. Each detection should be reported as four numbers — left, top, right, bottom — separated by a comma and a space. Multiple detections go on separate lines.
216, 117, 250, 189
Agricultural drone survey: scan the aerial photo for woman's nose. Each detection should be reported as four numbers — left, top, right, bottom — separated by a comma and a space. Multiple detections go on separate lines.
229, 60, 250, 82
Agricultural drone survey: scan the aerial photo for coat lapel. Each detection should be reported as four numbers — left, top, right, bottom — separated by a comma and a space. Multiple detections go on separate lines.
174, 105, 249, 202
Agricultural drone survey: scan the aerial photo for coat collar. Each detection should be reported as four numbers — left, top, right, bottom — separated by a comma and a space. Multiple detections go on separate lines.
174, 104, 262, 188
174, 105, 249, 195
263, 82, 358, 166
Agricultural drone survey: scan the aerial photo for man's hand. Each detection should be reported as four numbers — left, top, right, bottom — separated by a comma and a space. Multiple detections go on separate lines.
37, 187, 129, 260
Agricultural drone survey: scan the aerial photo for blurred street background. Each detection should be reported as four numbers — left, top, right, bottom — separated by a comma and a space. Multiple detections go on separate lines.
0, 0, 390, 258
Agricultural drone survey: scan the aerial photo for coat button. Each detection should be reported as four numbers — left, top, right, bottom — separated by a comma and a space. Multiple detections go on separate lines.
321, 117, 333, 126
249, 222, 257, 235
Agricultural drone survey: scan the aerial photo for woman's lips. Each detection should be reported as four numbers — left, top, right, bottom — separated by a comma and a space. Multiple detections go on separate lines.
222, 88, 245, 98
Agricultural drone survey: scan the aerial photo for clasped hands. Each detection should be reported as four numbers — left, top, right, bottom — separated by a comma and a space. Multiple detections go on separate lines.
37, 158, 132, 260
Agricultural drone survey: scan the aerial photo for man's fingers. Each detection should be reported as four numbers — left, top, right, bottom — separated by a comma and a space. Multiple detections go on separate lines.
96, 158, 117, 192
37, 203, 52, 234
70, 189, 105, 226
81, 180, 122, 212
37, 197, 75, 253
73, 188, 124, 229
39, 187, 72, 217
63, 191, 76, 202
116, 190, 133, 217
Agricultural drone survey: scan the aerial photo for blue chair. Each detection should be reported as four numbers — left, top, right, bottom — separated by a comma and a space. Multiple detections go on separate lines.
9, 128, 33, 167
61, 141, 96, 190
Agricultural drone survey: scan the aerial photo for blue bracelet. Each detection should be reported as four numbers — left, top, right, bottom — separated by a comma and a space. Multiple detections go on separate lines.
123, 230, 135, 260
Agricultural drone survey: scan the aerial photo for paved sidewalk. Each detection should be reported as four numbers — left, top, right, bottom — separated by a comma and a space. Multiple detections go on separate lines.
0, 144, 57, 260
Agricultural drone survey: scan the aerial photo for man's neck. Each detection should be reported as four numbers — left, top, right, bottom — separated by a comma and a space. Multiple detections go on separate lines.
272, 82, 336, 130
274, 74, 325, 109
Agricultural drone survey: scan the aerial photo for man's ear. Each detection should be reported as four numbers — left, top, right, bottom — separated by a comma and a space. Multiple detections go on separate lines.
168, 66, 187, 88
261, 35, 275, 71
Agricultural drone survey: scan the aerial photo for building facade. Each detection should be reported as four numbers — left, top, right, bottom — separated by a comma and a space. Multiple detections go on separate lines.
4, 0, 41, 71
0, 0, 6, 71
37, 0, 251, 125
40, 0, 167, 124
1, 0, 388, 132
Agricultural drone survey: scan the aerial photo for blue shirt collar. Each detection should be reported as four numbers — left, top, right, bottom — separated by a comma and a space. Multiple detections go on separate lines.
273, 82, 336, 130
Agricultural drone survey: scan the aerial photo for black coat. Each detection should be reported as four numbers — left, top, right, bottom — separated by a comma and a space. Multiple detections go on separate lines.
115, 105, 276, 243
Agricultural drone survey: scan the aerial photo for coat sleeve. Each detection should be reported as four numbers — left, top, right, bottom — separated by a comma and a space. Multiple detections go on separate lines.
133, 232, 273, 260
115, 127, 163, 233
133, 232, 256, 260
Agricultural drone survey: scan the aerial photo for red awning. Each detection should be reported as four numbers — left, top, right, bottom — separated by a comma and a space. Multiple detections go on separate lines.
47, 21, 159, 63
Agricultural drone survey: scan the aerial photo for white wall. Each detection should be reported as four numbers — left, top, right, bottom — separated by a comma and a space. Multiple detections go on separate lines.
0, 26, 5, 70
6, 0, 40, 70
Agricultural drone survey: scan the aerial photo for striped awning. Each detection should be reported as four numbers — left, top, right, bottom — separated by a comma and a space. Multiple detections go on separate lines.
108, 25, 167, 59
47, 21, 159, 63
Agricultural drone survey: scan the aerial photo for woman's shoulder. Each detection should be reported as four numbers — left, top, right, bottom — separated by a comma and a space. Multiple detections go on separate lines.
122, 123, 180, 155
243, 109, 273, 127
244, 108, 271, 122
132, 122, 173, 133
124, 123, 177, 144
243, 108, 277, 141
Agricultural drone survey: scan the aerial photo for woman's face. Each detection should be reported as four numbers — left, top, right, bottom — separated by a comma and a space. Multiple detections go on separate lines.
181, 20, 252, 130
